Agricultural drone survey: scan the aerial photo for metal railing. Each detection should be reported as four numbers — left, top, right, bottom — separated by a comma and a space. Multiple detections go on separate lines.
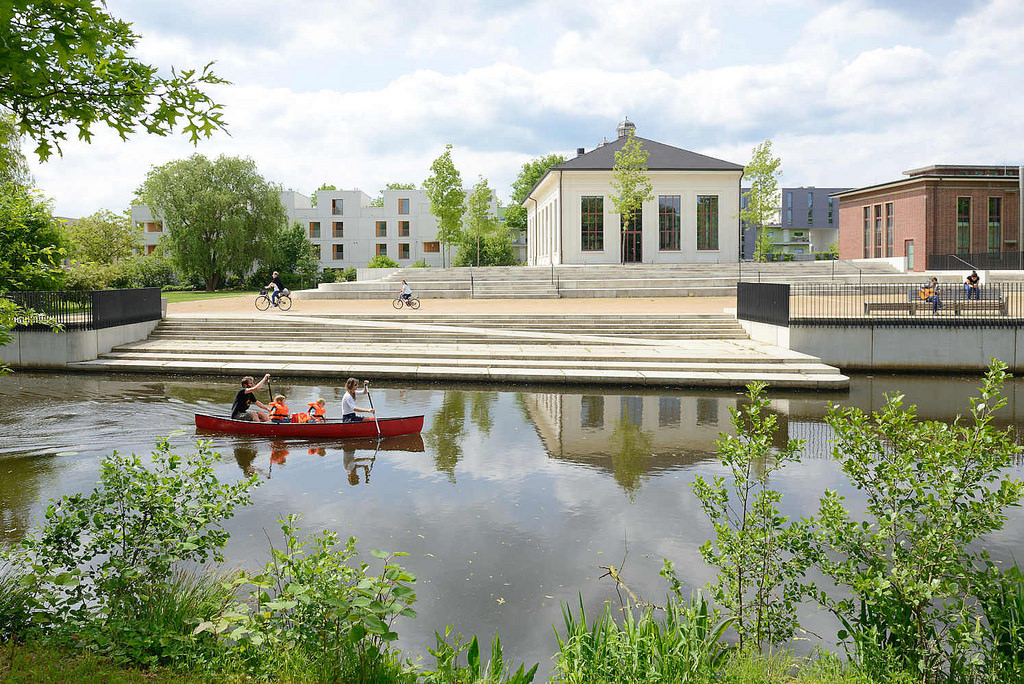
928, 251, 1024, 271
738, 281, 1024, 328
8, 288, 162, 331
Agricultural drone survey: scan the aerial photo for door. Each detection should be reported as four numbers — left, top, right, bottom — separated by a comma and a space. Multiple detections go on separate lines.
620, 209, 642, 263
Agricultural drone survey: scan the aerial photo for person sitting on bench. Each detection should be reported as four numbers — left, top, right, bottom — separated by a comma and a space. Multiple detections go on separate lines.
919, 277, 942, 314
965, 270, 980, 300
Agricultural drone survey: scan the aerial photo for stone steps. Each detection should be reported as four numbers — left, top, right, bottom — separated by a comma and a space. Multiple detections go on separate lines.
67, 314, 849, 390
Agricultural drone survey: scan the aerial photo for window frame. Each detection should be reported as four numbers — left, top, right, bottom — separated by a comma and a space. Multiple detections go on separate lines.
580, 195, 604, 252
658, 195, 681, 251
696, 195, 719, 251
376, 221, 387, 238
332, 221, 343, 238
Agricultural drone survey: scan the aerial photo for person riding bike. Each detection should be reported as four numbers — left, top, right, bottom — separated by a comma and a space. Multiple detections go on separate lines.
399, 279, 413, 304
266, 271, 286, 306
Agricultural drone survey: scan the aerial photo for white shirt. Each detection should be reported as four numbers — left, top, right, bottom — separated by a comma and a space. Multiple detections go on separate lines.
401, 283, 411, 295
341, 387, 366, 415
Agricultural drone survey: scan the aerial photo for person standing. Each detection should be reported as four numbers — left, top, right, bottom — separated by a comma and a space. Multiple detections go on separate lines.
341, 378, 375, 423
231, 374, 272, 422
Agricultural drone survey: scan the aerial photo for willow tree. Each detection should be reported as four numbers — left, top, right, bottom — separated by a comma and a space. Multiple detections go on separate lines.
137, 154, 286, 291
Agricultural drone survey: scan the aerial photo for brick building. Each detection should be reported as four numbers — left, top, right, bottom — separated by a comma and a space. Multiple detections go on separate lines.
835, 165, 1021, 271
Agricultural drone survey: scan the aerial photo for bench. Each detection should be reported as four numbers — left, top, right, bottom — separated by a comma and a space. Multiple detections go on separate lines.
863, 286, 1006, 316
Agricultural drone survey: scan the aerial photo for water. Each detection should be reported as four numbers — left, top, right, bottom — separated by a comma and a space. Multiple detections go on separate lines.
2, 371, 1023, 676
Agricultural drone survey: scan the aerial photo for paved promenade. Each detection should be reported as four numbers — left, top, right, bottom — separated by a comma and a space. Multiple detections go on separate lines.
73, 295, 849, 390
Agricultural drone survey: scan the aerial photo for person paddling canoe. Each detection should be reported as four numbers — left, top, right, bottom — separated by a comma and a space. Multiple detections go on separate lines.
341, 377, 375, 423
232, 374, 272, 422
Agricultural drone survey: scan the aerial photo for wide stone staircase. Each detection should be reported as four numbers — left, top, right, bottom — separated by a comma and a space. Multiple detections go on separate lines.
69, 313, 849, 390
298, 261, 903, 300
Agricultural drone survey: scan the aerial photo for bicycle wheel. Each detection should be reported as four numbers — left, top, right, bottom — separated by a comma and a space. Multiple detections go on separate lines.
409, 297, 421, 310
255, 295, 271, 311
277, 295, 292, 311
392, 298, 404, 310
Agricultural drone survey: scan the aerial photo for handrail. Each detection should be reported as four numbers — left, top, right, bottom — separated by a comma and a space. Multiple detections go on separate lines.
946, 254, 977, 270
469, 265, 474, 298
835, 259, 863, 286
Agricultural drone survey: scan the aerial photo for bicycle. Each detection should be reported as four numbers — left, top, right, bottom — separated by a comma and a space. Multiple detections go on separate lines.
256, 288, 292, 311
392, 295, 421, 310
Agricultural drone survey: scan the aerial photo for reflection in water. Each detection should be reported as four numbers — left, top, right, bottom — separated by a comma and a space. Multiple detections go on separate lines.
425, 391, 466, 483
4, 372, 1024, 679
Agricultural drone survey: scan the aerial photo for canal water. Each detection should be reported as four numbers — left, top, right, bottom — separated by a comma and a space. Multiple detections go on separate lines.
1, 371, 1023, 676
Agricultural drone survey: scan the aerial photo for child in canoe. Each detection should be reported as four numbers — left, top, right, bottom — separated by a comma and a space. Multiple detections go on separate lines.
268, 394, 290, 423
308, 398, 327, 422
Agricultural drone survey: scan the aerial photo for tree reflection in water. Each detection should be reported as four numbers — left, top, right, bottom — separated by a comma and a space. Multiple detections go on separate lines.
425, 391, 467, 483
470, 391, 497, 436
608, 418, 654, 501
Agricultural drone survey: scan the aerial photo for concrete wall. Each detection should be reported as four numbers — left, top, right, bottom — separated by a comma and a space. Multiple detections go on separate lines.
0, 320, 159, 368
741, 319, 1023, 371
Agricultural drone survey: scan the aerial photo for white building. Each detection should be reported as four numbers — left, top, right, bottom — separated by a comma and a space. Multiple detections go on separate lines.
133, 188, 453, 269
524, 119, 743, 266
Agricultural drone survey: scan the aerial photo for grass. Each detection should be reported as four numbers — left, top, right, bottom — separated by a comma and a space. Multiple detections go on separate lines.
160, 291, 254, 303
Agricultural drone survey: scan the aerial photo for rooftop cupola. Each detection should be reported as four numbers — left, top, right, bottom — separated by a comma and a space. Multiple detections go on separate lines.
616, 117, 635, 140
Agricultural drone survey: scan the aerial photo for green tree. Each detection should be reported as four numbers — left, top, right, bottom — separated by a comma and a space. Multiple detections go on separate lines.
0, 115, 32, 187
753, 228, 776, 263
0, 0, 227, 161
459, 176, 498, 267
137, 154, 286, 291
62, 209, 140, 264
505, 153, 566, 234
370, 182, 417, 208
740, 140, 782, 263
309, 183, 336, 207
423, 144, 466, 268
816, 362, 1024, 681
271, 221, 320, 288
692, 383, 815, 649
0, 182, 65, 291
609, 131, 653, 251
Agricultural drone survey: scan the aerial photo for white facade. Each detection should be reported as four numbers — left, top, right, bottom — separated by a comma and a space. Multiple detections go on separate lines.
526, 170, 742, 266
132, 188, 448, 269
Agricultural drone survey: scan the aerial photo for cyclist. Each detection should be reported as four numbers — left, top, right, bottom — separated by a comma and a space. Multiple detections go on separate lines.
266, 271, 286, 306
399, 279, 413, 305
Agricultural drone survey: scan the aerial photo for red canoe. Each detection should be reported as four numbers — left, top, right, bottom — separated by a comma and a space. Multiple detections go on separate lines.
195, 413, 424, 439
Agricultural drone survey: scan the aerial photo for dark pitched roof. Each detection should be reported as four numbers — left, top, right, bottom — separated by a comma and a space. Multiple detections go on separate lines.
554, 136, 743, 172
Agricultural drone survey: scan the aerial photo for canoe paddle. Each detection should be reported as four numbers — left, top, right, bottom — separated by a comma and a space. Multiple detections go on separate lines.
365, 381, 382, 438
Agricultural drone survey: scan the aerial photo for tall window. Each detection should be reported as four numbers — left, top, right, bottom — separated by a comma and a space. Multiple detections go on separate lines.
885, 202, 894, 257
957, 197, 971, 255
658, 195, 680, 250
658, 397, 680, 427
399, 220, 410, 237
399, 243, 410, 260
398, 198, 410, 215
862, 207, 870, 258
697, 195, 719, 250
309, 221, 321, 238
786, 208, 792, 225
376, 221, 387, 237
333, 244, 343, 260
873, 204, 882, 257
580, 196, 603, 251
332, 221, 343, 238
807, 192, 814, 225
376, 243, 387, 256
332, 199, 343, 215
988, 197, 1002, 253
581, 396, 604, 429
828, 198, 834, 225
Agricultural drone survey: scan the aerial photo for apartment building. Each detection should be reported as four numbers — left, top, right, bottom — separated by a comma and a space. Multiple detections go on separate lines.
740, 186, 848, 259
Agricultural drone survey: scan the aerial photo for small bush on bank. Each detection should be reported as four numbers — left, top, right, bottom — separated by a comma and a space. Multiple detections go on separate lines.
367, 255, 400, 268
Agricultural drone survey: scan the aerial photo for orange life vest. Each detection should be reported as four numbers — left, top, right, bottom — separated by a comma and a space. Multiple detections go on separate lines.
308, 402, 326, 420
269, 401, 290, 420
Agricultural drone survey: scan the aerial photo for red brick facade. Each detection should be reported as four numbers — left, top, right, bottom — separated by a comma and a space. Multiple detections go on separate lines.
838, 174, 1021, 271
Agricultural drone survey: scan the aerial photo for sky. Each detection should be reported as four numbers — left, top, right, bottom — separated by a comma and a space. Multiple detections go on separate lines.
28, 0, 1024, 218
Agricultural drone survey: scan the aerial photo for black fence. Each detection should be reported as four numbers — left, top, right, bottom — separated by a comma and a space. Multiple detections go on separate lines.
738, 281, 1024, 328
9, 288, 162, 331
737, 282, 790, 326
927, 251, 1024, 271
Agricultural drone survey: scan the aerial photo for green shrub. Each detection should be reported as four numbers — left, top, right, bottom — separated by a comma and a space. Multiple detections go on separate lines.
410, 260, 431, 268
19, 438, 258, 666
320, 267, 338, 283
367, 255, 399, 268
342, 266, 357, 282
422, 627, 537, 684
980, 560, 1024, 682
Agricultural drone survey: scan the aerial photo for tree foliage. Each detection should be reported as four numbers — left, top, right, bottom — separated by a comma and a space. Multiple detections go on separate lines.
0, 181, 65, 291
0, 115, 32, 187
62, 209, 140, 264
505, 153, 566, 234
423, 144, 466, 268
816, 361, 1024, 681
137, 154, 286, 291
609, 132, 653, 229
456, 176, 499, 267
740, 140, 782, 262
273, 221, 320, 284
0, 0, 228, 160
